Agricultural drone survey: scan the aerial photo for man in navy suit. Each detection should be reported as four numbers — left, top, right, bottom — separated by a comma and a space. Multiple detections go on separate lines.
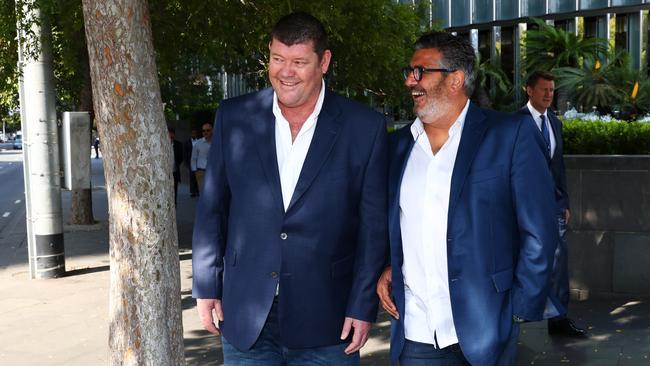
376, 32, 559, 365
192, 12, 388, 365
517, 71, 586, 338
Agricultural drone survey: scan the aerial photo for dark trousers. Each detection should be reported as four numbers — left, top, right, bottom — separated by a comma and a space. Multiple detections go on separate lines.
400, 322, 519, 366
221, 298, 359, 365
399, 340, 469, 366
189, 170, 198, 195
173, 172, 180, 206
550, 213, 570, 318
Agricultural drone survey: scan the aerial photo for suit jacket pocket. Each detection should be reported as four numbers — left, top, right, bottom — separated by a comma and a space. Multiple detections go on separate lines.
330, 254, 355, 279
491, 268, 513, 292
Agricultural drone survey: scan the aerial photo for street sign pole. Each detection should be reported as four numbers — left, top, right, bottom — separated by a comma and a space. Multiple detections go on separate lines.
16, 2, 65, 278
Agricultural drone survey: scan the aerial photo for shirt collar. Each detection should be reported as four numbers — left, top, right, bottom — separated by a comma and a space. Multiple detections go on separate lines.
410, 99, 470, 141
527, 101, 547, 120
272, 79, 326, 124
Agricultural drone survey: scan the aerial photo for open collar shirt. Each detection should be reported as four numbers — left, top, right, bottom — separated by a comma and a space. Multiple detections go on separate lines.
399, 99, 469, 348
273, 79, 325, 212
191, 138, 211, 171
526, 101, 557, 158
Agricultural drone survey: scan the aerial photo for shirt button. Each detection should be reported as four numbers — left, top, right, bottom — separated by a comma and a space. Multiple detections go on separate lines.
270, 272, 278, 279
280, 233, 288, 240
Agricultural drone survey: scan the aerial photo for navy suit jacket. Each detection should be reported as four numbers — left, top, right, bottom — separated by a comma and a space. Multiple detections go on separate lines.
516, 106, 570, 211
192, 88, 389, 351
388, 103, 558, 365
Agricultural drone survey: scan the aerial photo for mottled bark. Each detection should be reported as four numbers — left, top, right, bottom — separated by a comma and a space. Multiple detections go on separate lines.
81, 1, 185, 365
70, 188, 94, 224
70, 44, 95, 225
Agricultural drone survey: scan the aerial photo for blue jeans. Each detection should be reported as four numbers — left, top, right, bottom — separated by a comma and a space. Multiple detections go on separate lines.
399, 340, 469, 366
221, 299, 359, 366
400, 323, 519, 366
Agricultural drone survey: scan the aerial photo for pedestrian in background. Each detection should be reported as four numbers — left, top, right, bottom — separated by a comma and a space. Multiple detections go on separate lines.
517, 70, 586, 338
191, 122, 212, 193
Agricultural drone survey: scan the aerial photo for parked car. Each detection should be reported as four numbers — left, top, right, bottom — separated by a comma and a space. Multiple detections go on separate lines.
13, 137, 22, 149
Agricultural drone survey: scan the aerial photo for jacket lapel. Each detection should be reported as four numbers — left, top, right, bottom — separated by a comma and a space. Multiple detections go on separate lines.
388, 127, 416, 262
254, 89, 284, 213
286, 90, 342, 212
448, 103, 488, 218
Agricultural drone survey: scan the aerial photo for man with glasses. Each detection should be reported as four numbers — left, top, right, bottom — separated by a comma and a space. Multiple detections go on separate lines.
376, 31, 558, 365
191, 122, 213, 193
192, 12, 388, 365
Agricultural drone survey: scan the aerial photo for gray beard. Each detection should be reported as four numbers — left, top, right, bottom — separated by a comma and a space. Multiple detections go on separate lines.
415, 96, 441, 121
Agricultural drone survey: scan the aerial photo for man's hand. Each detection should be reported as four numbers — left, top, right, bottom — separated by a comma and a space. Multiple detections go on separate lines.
197, 298, 224, 336
340, 317, 371, 354
564, 209, 571, 225
376, 266, 398, 319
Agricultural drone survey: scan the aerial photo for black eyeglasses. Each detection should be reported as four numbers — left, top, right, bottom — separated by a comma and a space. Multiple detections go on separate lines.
402, 66, 455, 81
202, 129, 212, 132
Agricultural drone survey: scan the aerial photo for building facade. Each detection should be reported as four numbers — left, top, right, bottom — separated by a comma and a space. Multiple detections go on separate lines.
418, 0, 650, 106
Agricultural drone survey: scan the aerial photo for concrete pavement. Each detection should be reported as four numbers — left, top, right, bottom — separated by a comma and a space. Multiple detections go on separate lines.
0, 151, 648, 365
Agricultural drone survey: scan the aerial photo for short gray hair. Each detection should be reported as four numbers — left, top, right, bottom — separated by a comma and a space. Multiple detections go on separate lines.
414, 31, 476, 96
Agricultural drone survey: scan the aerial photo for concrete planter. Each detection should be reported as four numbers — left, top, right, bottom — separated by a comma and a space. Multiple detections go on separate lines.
565, 155, 650, 298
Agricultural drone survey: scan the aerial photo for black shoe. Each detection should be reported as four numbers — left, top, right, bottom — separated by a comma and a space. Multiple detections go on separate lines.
548, 318, 587, 337
190, 193, 198, 197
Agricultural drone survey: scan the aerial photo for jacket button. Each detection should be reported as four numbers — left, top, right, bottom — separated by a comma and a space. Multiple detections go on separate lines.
270, 272, 278, 279
280, 233, 288, 240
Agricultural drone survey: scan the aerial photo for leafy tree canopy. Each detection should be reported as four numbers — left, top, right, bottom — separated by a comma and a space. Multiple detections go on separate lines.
3, 0, 426, 126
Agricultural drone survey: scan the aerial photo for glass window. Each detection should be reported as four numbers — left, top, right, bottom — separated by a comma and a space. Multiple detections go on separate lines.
474, 0, 493, 23
580, 0, 608, 10
451, 0, 471, 27
497, 0, 519, 20
549, 0, 577, 13
616, 13, 629, 53
521, 0, 546, 17
612, 0, 643, 6
432, 0, 450, 28
478, 29, 492, 63
501, 26, 515, 81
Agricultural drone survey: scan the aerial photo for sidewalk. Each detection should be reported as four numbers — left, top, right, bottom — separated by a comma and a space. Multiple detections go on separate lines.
0, 158, 648, 365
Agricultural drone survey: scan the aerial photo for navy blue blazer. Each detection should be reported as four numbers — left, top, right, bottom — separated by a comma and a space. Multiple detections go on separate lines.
516, 106, 570, 211
192, 88, 389, 351
388, 103, 558, 365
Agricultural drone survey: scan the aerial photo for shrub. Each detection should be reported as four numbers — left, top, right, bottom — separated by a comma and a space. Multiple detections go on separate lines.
562, 119, 650, 154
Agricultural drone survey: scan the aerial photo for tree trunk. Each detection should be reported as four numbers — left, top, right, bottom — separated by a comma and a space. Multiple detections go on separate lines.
70, 41, 95, 225
81, 1, 185, 365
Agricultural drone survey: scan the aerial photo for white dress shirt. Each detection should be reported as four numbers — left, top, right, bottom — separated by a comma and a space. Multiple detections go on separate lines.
273, 80, 325, 211
526, 101, 556, 158
191, 138, 211, 171
399, 99, 469, 348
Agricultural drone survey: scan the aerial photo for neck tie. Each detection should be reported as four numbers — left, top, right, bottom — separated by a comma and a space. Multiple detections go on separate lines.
540, 114, 551, 155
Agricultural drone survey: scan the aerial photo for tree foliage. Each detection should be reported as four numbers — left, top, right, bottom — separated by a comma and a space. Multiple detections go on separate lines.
554, 51, 650, 117
149, 0, 423, 120
524, 17, 608, 73
0, 0, 19, 129
3, 0, 424, 126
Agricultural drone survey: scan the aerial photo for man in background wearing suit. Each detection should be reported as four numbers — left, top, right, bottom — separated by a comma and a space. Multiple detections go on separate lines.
192, 12, 388, 365
376, 31, 559, 365
517, 71, 586, 337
